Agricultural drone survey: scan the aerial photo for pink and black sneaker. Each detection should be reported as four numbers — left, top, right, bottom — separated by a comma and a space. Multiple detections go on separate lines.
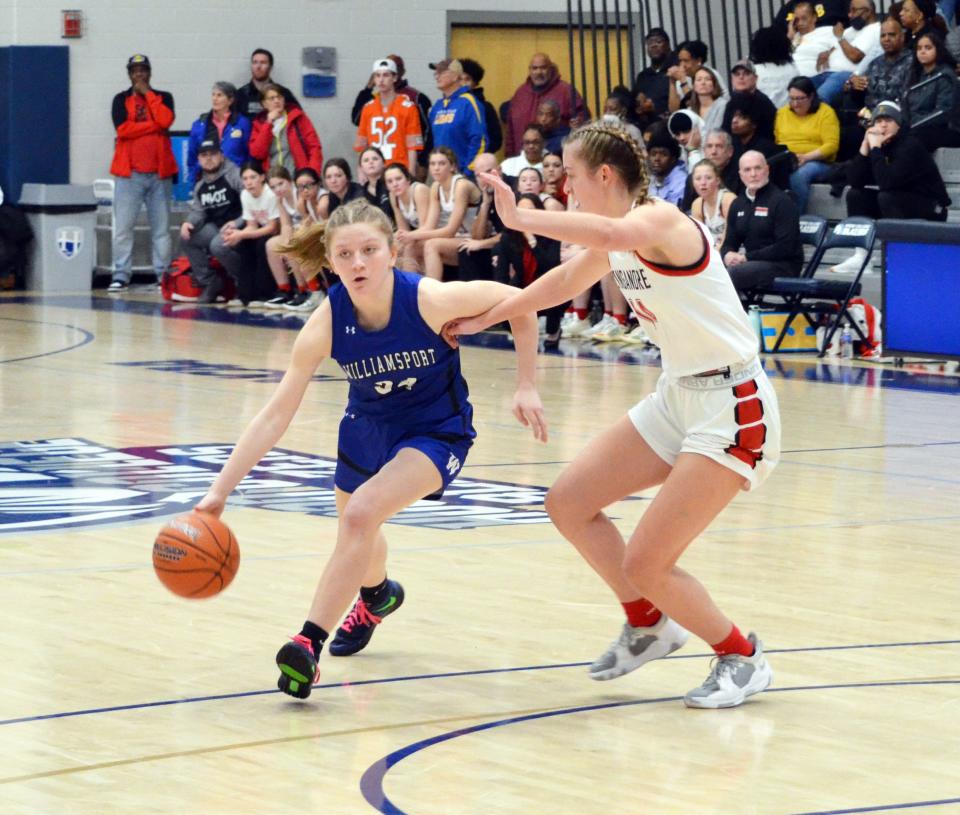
276, 634, 320, 699
329, 580, 405, 656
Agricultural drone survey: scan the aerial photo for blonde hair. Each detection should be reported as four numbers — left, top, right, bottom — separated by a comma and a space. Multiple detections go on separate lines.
563, 120, 650, 207
277, 199, 393, 278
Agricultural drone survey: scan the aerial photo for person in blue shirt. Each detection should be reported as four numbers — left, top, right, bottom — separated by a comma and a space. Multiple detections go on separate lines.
195, 199, 545, 699
186, 82, 252, 186
427, 58, 487, 178
646, 130, 688, 207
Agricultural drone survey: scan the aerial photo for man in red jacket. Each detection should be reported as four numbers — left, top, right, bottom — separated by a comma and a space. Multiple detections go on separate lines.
108, 54, 177, 293
504, 53, 588, 157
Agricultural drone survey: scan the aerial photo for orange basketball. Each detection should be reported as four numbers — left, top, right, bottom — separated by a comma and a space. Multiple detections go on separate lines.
152, 511, 240, 599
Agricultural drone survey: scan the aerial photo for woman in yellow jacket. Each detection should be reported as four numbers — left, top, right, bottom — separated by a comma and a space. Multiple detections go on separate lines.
774, 76, 840, 213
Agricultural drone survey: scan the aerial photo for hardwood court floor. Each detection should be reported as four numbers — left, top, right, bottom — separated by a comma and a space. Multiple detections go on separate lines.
0, 291, 958, 815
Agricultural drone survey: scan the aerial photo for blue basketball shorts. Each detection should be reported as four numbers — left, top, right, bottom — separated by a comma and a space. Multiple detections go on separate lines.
334, 411, 475, 498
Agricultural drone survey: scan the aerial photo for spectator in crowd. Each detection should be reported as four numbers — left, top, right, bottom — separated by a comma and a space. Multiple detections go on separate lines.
647, 130, 688, 207
0, 182, 32, 287
902, 31, 960, 150
536, 100, 571, 153
541, 150, 568, 206
516, 167, 566, 211
186, 82, 250, 187
832, 100, 950, 272
749, 27, 799, 108
496, 192, 565, 345
811, 0, 883, 104
690, 159, 738, 248
900, 0, 950, 48
249, 83, 323, 176
727, 92, 792, 189
776, 0, 850, 31
108, 54, 177, 293
631, 27, 679, 117
680, 127, 739, 210
317, 157, 367, 219
357, 147, 393, 221
667, 110, 705, 171
179, 137, 243, 304
667, 40, 727, 112
234, 48, 299, 119
602, 86, 646, 143
721, 150, 803, 293
457, 152, 505, 283
460, 58, 503, 155
846, 13, 913, 108
395, 147, 482, 280
354, 58, 423, 171
504, 53, 588, 155
722, 59, 779, 136
219, 160, 280, 306
791, 1, 843, 77
263, 167, 324, 311
428, 58, 487, 178
293, 167, 323, 226
775, 76, 840, 211
501, 124, 546, 177
385, 162, 430, 272
687, 66, 729, 134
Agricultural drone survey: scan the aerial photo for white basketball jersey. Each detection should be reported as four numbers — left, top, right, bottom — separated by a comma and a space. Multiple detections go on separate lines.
608, 218, 758, 378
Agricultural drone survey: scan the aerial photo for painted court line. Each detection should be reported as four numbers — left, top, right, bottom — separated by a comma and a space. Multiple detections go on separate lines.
1, 639, 956, 728
0, 316, 95, 364
358, 679, 960, 815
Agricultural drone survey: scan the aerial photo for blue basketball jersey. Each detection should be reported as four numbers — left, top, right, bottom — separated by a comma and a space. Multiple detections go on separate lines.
328, 269, 474, 434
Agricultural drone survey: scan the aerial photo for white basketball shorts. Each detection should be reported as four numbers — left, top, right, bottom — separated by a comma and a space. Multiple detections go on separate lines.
627, 358, 781, 491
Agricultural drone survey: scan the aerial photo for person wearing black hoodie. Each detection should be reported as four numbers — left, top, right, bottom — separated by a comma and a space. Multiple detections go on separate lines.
460, 58, 503, 155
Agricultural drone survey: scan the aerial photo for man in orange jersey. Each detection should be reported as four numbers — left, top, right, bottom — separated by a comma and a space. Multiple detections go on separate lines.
354, 58, 424, 171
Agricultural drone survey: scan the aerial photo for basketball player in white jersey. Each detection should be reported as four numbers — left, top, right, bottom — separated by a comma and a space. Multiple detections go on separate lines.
449, 120, 780, 709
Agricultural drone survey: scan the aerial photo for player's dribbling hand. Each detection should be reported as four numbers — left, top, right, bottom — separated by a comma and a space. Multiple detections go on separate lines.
194, 493, 226, 518
513, 383, 548, 443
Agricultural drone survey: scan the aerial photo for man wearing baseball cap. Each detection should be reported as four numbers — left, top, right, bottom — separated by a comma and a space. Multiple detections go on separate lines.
107, 54, 177, 293
834, 100, 950, 271
427, 58, 487, 178
354, 58, 423, 170
179, 137, 244, 303
721, 59, 777, 139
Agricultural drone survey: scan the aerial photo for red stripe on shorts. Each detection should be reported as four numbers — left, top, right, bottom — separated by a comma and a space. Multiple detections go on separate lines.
726, 379, 766, 470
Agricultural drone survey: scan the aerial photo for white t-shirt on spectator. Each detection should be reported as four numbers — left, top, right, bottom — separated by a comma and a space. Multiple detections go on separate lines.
501, 154, 543, 177
241, 186, 280, 227
792, 26, 839, 78
755, 62, 800, 108
828, 21, 882, 74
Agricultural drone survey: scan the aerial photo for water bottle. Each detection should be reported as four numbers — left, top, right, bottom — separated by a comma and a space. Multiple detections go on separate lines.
840, 324, 854, 359
747, 306, 763, 350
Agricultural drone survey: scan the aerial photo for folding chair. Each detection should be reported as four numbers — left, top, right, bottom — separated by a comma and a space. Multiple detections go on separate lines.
765, 217, 876, 356
742, 214, 828, 307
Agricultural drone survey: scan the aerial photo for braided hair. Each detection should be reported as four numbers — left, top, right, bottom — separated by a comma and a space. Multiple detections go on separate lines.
563, 120, 650, 207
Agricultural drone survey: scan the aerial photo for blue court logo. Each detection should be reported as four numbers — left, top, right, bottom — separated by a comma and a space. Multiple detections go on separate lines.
0, 439, 559, 533
56, 226, 84, 260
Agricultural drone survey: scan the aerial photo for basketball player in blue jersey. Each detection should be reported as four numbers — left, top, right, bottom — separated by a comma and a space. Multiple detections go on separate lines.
449, 121, 781, 710
195, 199, 546, 699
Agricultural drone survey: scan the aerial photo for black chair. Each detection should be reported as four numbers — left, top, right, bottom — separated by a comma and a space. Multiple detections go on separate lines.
765, 216, 876, 356
742, 214, 828, 307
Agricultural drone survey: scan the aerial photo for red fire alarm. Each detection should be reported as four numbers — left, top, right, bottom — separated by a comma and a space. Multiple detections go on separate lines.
62, 10, 83, 38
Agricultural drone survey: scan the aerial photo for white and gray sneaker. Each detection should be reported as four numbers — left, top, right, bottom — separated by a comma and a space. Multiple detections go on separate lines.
683, 632, 773, 709
589, 614, 689, 681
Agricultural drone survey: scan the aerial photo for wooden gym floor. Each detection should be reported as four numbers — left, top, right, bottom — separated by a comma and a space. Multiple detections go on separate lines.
0, 290, 957, 815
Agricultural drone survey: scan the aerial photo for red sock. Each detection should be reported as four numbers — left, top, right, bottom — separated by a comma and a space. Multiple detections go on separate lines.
306, 277, 320, 291
622, 598, 662, 628
613, 313, 627, 325
575, 308, 588, 320
711, 624, 754, 657
278, 282, 292, 292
